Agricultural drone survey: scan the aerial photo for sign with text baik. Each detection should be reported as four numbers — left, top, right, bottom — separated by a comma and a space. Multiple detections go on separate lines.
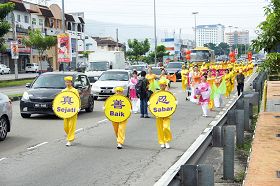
104, 95, 132, 123
149, 91, 177, 118
53, 91, 80, 119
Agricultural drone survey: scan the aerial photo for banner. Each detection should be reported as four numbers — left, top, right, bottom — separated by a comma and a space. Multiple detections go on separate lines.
57, 33, 71, 63
10, 41, 19, 59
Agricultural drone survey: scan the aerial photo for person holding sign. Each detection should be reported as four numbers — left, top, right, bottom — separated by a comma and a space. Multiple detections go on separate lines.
149, 79, 177, 149
62, 76, 80, 146
104, 87, 132, 149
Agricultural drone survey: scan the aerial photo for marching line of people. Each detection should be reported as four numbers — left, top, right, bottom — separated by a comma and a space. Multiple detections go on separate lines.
59, 61, 253, 149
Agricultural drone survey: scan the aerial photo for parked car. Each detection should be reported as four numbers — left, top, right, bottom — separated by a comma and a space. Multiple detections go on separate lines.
253, 59, 264, 66
20, 72, 94, 118
25, 63, 39, 73
91, 70, 131, 99
165, 62, 184, 81
0, 64, 11, 75
0, 93, 12, 141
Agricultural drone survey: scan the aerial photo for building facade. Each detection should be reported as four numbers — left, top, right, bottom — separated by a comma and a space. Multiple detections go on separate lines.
196, 24, 225, 47
225, 30, 249, 46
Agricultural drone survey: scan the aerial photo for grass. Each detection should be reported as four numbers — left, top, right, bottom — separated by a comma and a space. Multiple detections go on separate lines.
8, 93, 23, 98
0, 79, 34, 88
234, 170, 246, 183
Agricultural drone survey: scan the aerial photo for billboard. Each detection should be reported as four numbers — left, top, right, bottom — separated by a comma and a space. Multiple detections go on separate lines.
57, 33, 71, 63
10, 41, 19, 59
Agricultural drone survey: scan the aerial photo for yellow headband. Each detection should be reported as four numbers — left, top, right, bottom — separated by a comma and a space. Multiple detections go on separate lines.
64, 76, 73, 81
114, 87, 124, 92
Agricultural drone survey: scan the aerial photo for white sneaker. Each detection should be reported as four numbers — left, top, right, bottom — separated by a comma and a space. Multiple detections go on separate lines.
165, 143, 170, 149
160, 144, 165, 148
66, 141, 71, 146
117, 143, 123, 149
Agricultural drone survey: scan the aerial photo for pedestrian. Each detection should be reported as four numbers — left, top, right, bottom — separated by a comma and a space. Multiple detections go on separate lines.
236, 69, 245, 96
155, 79, 173, 149
59, 62, 64, 71
189, 65, 201, 103
62, 76, 80, 146
146, 66, 157, 92
136, 71, 150, 118
129, 70, 139, 113
197, 74, 211, 117
111, 87, 129, 149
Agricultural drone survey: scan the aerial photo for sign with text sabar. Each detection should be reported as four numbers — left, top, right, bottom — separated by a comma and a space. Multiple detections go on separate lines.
53, 91, 80, 119
149, 91, 177, 118
104, 95, 132, 123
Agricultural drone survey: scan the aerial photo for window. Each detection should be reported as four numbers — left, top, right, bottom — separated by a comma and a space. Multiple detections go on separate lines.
17, 15, 21, 22
56, 20, 60, 28
49, 18, 54, 28
24, 16, 29, 23
39, 19, 43, 26
74, 75, 89, 87
32, 18, 36, 25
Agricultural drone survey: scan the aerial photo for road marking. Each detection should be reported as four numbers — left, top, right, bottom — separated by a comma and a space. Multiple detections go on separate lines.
222, 108, 227, 111
228, 101, 233, 104
75, 128, 84, 133
97, 119, 108, 123
219, 111, 224, 115
27, 142, 48, 150
0, 157, 7, 162
226, 104, 231, 107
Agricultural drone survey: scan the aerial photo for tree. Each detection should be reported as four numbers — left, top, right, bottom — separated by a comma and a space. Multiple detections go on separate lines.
145, 45, 169, 64
0, 2, 14, 52
217, 42, 230, 55
23, 29, 57, 71
126, 38, 150, 62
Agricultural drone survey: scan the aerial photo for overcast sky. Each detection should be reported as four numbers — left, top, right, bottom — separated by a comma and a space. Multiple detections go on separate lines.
30, 0, 269, 39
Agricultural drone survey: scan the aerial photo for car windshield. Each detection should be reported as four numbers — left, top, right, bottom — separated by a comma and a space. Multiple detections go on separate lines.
130, 66, 145, 71
152, 68, 162, 75
87, 61, 109, 71
191, 50, 211, 62
26, 64, 33, 67
99, 71, 129, 81
32, 74, 67, 89
166, 63, 182, 68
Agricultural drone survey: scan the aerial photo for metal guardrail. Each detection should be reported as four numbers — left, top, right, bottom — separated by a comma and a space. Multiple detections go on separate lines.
155, 72, 267, 186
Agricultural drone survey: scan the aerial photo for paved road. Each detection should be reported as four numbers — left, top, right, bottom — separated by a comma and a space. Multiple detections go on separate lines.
0, 85, 27, 96
0, 73, 38, 81
0, 82, 235, 186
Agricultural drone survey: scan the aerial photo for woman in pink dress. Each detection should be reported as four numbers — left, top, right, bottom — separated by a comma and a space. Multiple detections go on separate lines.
129, 70, 139, 113
196, 74, 211, 117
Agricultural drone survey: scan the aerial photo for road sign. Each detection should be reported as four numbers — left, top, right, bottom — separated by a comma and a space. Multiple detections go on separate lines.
234, 48, 238, 55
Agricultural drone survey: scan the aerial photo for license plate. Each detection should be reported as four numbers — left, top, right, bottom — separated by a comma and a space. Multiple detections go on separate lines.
34, 103, 47, 108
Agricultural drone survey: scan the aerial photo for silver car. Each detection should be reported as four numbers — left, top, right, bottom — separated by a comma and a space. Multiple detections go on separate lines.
91, 70, 131, 99
0, 93, 12, 141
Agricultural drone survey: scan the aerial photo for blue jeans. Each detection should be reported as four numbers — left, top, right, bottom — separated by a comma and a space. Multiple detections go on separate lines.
140, 98, 148, 116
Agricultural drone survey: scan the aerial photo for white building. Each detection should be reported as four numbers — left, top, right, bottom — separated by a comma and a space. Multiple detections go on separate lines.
196, 24, 225, 47
225, 30, 250, 46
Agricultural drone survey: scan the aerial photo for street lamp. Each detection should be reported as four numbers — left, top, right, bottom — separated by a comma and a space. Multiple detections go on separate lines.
154, 0, 157, 64
11, 12, 18, 79
192, 12, 198, 48
234, 27, 238, 50
61, 0, 65, 33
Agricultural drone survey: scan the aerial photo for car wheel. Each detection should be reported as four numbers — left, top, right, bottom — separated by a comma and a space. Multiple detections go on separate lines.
85, 96, 94, 112
1, 71, 3, 75
0, 116, 8, 141
93, 96, 98, 100
21, 113, 31, 118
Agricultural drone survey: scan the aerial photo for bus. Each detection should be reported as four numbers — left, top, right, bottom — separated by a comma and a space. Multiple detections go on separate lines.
190, 47, 215, 65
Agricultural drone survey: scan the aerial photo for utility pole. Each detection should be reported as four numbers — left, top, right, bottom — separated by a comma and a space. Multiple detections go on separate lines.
153, 0, 157, 64
192, 12, 198, 48
61, 0, 65, 33
12, 12, 18, 79
116, 28, 119, 51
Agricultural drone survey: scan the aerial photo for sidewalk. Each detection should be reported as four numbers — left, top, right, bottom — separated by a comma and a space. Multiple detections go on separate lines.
244, 81, 280, 186
0, 73, 38, 81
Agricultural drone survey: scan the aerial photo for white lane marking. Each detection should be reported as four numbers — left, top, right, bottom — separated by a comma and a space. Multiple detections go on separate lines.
245, 73, 255, 84
0, 157, 7, 162
222, 108, 227, 111
228, 101, 233, 104
219, 111, 224, 115
226, 104, 231, 107
97, 119, 108, 123
27, 142, 48, 150
75, 128, 84, 133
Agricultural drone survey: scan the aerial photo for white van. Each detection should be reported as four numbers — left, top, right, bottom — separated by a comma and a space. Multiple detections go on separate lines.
25, 63, 39, 73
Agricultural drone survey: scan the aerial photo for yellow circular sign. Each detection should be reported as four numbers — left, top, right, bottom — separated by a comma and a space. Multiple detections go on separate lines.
149, 91, 177, 118
104, 95, 132, 123
53, 91, 80, 119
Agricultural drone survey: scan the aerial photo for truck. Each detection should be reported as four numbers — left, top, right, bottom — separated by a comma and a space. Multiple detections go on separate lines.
85, 51, 125, 83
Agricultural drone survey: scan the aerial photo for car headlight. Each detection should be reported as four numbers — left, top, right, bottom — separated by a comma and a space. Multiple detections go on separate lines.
22, 92, 33, 101
92, 86, 101, 92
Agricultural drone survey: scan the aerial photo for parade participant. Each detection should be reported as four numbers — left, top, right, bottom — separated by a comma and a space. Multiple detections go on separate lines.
181, 65, 188, 92
207, 70, 215, 111
196, 74, 211, 117
146, 66, 158, 92
189, 65, 201, 103
211, 73, 226, 108
129, 70, 139, 113
154, 79, 174, 149
137, 71, 150, 118
236, 69, 245, 96
160, 69, 170, 90
110, 86, 130, 149
224, 69, 233, 98
62, 76, 80, 147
